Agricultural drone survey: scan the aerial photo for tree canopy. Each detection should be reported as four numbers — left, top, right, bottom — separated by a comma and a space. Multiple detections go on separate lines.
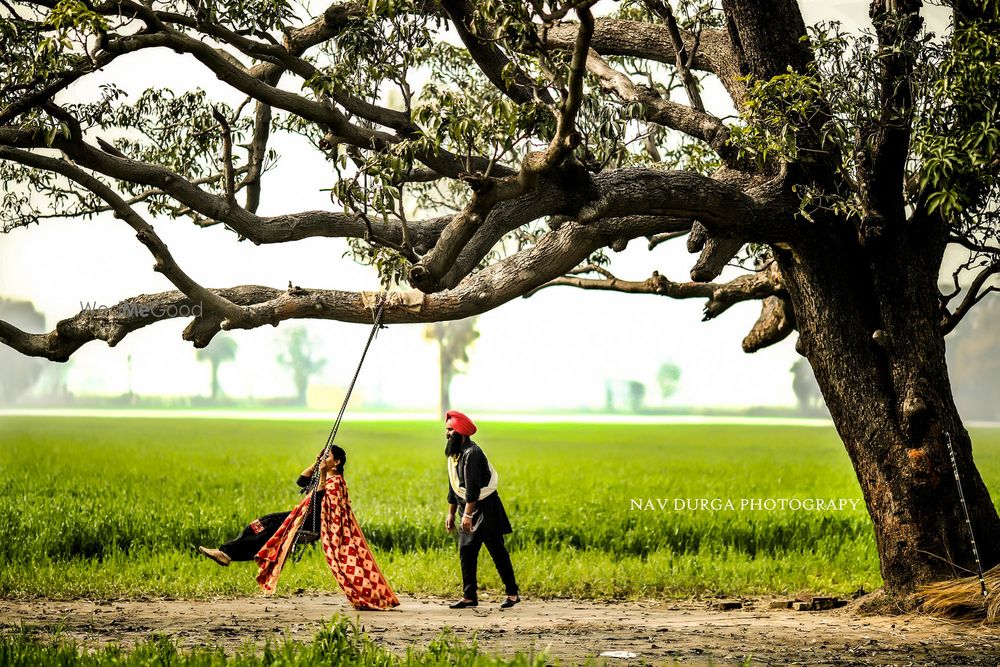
424, 317, 478, 416
0, 0, 995, 360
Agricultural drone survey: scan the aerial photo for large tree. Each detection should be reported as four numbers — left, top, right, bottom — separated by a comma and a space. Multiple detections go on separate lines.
424, 317, 479, 417
0, 0, 997, 595
195, 331, 237, 400
277, 325, 326, 405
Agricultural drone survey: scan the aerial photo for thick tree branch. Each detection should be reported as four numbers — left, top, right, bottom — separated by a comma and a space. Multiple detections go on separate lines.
685, 220, 744, 282
742, 294, 795, 352
408, 5, 595, 292
54, 166, 241, 219
529, 260, 783, 320
441, 0, 555, 106
542, 18, 740, 99
0, 210, 682, 360
584, 51, 736, 165
430, 167, 795, 293
643, 0, 706, 111
0, 125, 455, 247
648, 229, 688, 250
0, 147, 248, 327
576, 168, 793, 239
691, 235, 744, 282
859, 0, 922, 226
703, 262, 784, 319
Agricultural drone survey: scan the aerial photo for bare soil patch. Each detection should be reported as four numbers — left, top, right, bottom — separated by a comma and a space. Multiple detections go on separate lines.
2, 595, 998, 665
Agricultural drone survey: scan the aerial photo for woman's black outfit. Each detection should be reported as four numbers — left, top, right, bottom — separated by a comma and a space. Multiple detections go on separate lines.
219, 474, 324, 561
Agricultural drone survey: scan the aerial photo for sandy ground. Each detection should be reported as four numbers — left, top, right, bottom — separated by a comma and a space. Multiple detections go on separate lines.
4, 595, 1000, 665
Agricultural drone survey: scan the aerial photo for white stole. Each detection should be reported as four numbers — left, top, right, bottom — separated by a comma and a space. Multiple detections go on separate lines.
447, 448, 498, 502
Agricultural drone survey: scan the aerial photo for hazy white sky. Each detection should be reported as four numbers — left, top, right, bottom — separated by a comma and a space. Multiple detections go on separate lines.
0, 1, 951, 412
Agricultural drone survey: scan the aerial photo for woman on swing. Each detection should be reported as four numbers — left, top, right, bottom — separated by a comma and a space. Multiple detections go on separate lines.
198, 445, 399, 610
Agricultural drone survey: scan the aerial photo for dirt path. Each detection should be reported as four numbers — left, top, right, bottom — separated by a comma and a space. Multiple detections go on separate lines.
3, 595, 999, 665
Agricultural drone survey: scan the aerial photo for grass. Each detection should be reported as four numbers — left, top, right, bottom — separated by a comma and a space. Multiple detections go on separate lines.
1, 416, 998, 600
0, 617, 552, 666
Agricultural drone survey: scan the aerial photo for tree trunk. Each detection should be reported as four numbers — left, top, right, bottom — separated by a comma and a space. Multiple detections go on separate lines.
210, 361, 220, 401
295, 373, 308, 406
777, 223, 1000, 593
722, 0, 1000, 595
439, 343, 452, 418
721, 0, 814, 106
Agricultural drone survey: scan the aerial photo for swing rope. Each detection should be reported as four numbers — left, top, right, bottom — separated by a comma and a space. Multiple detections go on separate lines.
293, 293, 388, 554
945, 431, 989, 597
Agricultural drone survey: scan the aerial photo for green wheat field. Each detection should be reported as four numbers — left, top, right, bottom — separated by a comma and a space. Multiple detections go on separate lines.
2, 416, 999, 600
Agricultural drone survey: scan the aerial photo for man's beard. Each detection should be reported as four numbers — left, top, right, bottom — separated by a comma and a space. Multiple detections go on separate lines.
445, 431, 467, 457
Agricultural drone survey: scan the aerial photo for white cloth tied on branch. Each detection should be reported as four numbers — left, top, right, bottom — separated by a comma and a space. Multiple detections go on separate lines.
360, 290, 425, 314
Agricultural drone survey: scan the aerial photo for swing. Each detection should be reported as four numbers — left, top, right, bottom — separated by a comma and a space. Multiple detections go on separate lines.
196, 295, 398, 608
290, 295, 387, 559
253, 293, 398, 609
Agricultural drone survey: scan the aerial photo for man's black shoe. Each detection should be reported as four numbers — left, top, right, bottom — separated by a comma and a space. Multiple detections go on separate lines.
449, 599, 478, 609
500, 596, 520, 609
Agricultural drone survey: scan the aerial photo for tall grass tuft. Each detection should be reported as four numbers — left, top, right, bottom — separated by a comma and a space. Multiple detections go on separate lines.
0, 617, 549, 666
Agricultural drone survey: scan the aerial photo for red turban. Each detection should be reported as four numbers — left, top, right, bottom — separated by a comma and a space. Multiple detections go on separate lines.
445, 410, 477, 436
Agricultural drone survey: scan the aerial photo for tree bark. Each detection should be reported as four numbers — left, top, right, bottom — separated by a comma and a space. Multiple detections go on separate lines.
718, 0, 1000, 594
720, 0, 813, 104
778, 223, 1000, 593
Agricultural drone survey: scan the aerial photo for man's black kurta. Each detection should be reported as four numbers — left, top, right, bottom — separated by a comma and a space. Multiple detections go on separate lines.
448, 441, 513, 542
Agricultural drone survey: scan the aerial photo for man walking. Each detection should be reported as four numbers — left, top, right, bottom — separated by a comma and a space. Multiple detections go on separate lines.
443, 410, 520, 609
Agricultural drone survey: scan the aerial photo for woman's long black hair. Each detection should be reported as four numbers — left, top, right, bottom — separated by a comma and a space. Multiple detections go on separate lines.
329, 445, 347, 474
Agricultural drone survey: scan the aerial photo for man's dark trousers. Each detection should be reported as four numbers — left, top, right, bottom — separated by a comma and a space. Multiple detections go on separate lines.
460, 529, 518, 600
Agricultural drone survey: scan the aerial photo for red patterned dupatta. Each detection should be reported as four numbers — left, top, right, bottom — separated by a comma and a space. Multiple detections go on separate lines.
254, 493, 311, 594
254, 475, 399, 610
320, 474, 400, 610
